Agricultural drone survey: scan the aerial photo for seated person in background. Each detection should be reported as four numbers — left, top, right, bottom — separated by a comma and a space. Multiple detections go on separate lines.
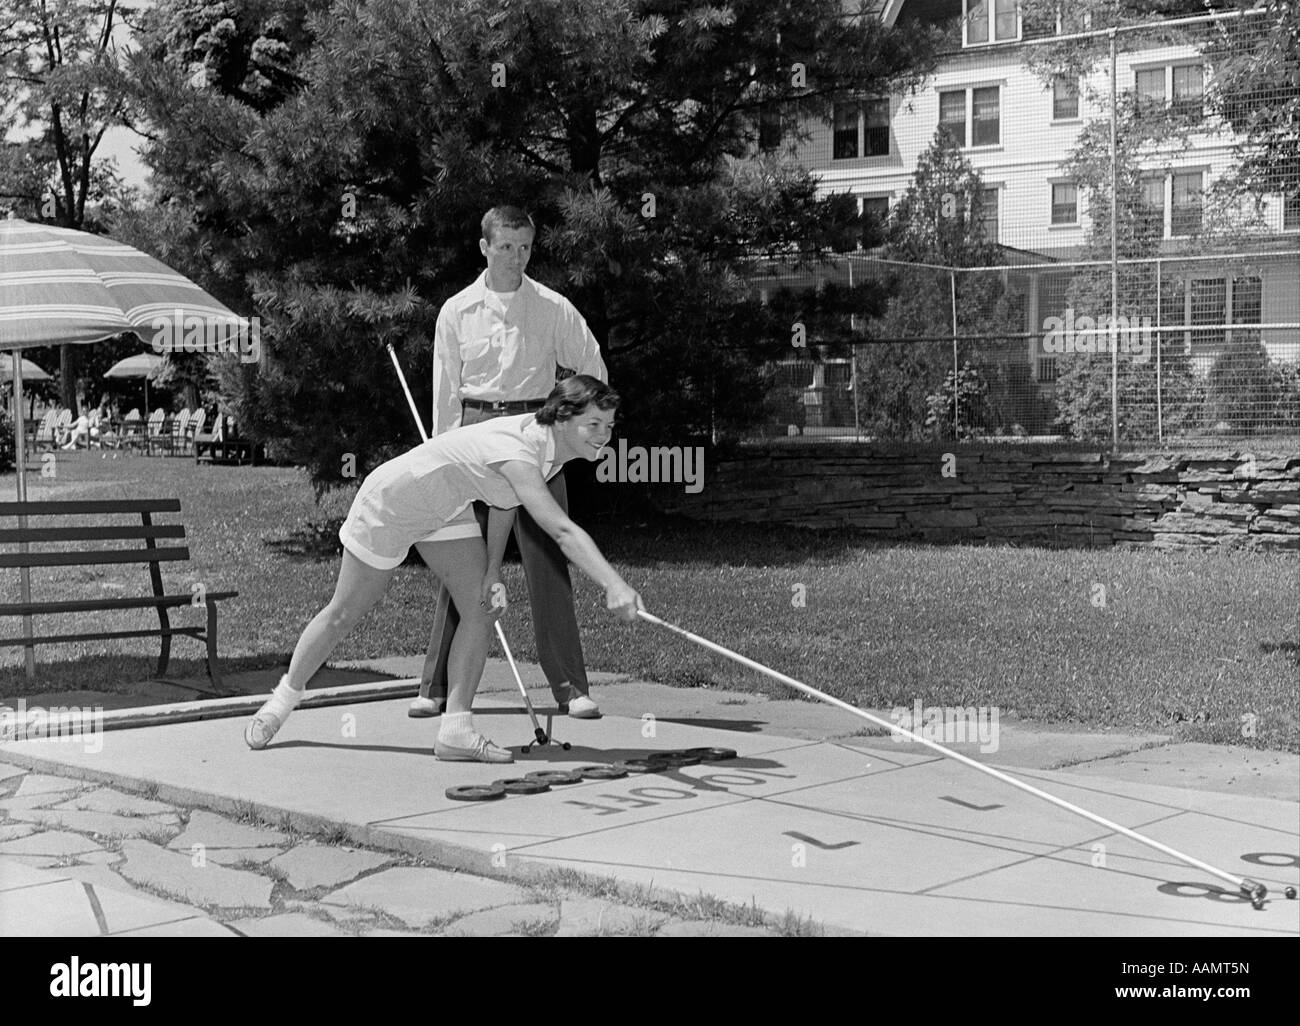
93, 398, 119, 448
60, 409, 93, 450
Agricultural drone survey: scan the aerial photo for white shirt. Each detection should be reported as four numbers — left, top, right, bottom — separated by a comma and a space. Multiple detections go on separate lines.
431, 271, 607, 434
354, 413, 558, 535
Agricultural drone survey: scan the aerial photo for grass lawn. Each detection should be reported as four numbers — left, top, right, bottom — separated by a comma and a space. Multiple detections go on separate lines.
2, 452, 1297, 752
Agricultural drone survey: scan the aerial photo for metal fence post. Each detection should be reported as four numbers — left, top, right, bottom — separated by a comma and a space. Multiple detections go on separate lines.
951, 270, 959, 437
1156, 259, 1163, 443
1109, 26, 1120, 450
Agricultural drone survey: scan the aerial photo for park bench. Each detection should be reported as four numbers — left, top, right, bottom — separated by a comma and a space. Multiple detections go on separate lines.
0, 499, 238, 694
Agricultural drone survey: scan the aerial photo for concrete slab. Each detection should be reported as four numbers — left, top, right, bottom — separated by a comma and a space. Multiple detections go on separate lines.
229, 912, 351, 937
51, 787, 181, 818
114, 918, 237, 937
442, 902, 558, 936
0, 830, 103, 858
321, 867, 530, 928
267, 844, 390, 892
554, 896, 669, 937
168, 810, 286, 851
0, 856, 62, 891
6, 695, 1296, 937
0, 761, 26, 783
1063, 743, 1300, 803
0, 872, 207, 937
0, 793, 71, 813
8, 808, 179, 841
3, 855, 65, 868
115, 839, 274, 909
12, 774, 83, 798
77, 850, 125, 866
200, 847, 284, 867
655, 920, 778, 937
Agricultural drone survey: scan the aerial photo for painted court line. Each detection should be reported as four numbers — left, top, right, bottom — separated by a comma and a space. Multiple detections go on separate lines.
512, 852, 1286, 934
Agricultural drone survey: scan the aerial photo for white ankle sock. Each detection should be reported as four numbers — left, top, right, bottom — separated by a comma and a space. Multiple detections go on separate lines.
260, 676, 304, 721
439, 711, 475, 745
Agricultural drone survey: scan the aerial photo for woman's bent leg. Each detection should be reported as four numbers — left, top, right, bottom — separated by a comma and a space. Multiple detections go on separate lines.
413, 538, 511, 763
286, 551, 394, 688
246, 551, 393, 749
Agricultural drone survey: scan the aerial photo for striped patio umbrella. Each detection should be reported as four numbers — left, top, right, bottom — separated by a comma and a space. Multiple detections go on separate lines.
0, 353, 52, 381
0, 211, 249, 497
0, 211, 250, 678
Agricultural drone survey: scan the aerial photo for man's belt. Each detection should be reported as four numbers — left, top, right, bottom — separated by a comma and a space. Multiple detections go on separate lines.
461, 397, 546, 414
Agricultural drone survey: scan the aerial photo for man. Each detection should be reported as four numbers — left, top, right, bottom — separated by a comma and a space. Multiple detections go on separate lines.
410, 205, 608, 719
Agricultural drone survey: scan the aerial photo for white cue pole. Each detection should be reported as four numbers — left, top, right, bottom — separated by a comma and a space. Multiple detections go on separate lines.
636, 609, 1264, 901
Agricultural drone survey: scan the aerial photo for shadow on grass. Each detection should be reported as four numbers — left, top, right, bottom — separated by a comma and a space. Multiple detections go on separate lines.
262, 518, 346, 563
1259, 641, 1299, 667
578, 509, 1136, 567
262, 517, 443, 568
0, 652, 290, 700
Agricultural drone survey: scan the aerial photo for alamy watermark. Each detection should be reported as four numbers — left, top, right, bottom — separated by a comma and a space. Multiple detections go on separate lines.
0, 699, 104, 754
1042, 307, 1152, 362
889, 700, 1000, 753
595, 439, 705, 493
149, 311, 261, 364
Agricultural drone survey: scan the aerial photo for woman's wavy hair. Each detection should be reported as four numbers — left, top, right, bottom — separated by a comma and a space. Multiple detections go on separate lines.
536, 374, 620, 425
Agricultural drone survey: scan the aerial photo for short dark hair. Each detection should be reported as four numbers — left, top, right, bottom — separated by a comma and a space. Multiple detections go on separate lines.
536, 374, 620, 425
481, 205, 535, 244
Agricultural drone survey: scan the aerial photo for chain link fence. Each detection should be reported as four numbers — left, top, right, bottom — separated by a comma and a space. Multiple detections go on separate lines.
745, 5, 1300, 447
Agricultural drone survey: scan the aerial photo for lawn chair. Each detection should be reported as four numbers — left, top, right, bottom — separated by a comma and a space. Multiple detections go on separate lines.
183, 409, 206, 456
158, 408, 191, 456
119, 409, 145, 452
143, 409, 167, 454
32, 410, 58, 451
52, 409, 72, 447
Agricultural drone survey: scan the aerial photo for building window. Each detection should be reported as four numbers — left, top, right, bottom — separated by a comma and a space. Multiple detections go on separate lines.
1283, 192, 1300, 230
964, 0, 1020, 46
1230, 275, 1262, 343
759, 108, 782, 152
862, 196, 889, 224
966, 0, 989, 45
939, 91, 966, 146
940, 87, 1000, 149
1138, 176, 1165, 238
1135, 68, 1165, 115
995, 0, 1018, 40
861, 196, 889, 248
1190, 278, 1227, 347
1051, 182, 1078, 224
972, 86, 1000, 145
1171, 64, 1204, 119
1171, 170, 1203, 236
978, 187, 999, 243
1052, 76, 1078, 120
1135, 64, 1204, 120
864, 98, 890, 156
833, 102, 858, 159
1036, 356, 1058, 382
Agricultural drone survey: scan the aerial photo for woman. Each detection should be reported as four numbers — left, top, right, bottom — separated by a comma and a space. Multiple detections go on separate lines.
245, 374, 643, 763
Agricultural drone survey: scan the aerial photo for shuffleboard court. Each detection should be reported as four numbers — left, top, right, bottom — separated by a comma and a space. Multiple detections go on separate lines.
3, 692, 1296, 936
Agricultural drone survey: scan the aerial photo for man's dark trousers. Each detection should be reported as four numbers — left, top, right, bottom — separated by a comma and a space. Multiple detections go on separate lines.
419, 408, 589, 705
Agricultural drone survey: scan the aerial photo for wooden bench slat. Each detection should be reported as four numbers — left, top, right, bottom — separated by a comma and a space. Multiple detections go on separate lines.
0, 499, 182, 516
0, 547, 190, 569
0, 627, 206, 647
0, 525, 187, 544
0, 592, 238, 616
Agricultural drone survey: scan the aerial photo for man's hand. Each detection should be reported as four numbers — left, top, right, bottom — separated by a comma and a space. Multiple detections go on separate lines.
481, 574, 508, 620
605, 581, 645, 622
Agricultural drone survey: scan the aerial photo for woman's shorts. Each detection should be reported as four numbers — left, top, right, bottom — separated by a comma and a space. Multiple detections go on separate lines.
339, 503, 482, 571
